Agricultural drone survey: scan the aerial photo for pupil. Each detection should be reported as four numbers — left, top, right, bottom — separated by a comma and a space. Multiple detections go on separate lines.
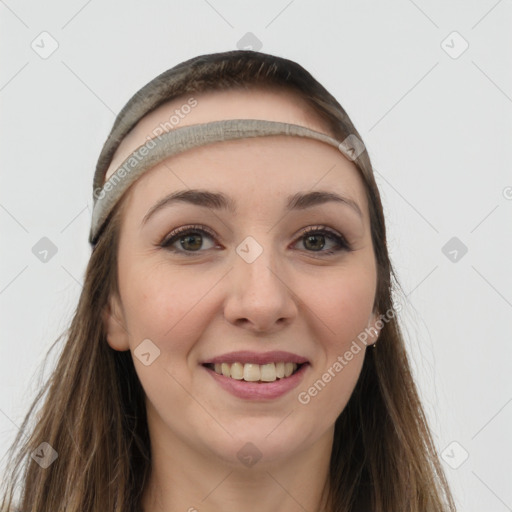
182, 233, 202, 251
305, 234, 324, 251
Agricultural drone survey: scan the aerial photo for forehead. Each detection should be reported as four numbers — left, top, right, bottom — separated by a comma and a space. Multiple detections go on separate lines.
108, 87, 370, 224
119, 138, 369, 234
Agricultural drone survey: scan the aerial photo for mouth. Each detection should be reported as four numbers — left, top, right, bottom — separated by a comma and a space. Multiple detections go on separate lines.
200, 350, 310, 399
202, 361, 307, 383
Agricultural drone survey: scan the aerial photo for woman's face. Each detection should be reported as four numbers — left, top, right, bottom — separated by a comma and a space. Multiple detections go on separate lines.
104, 87, 380, 467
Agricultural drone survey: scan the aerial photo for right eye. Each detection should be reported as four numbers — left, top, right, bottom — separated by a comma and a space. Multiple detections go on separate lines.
160, 225, 218, 256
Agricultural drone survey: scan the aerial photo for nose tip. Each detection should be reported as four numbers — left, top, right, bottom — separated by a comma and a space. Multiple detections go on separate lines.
224, 237, 297, 333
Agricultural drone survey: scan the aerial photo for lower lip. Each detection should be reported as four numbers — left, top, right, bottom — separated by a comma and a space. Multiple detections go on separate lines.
203, 363, 309, 400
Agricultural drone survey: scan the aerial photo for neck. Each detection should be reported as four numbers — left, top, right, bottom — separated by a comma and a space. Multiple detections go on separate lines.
141, 414, 334, 512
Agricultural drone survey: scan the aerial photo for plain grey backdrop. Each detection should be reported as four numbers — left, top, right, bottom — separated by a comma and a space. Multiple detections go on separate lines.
1, 1, 511, 510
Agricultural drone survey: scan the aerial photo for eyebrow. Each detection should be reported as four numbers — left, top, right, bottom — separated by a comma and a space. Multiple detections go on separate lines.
141, 188, 363, 226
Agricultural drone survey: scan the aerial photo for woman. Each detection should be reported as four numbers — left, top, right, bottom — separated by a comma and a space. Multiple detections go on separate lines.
1, 50, 456, 512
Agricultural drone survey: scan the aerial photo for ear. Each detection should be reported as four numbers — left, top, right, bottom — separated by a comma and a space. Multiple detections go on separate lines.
365, 310, 382, 347
103, 293, 130, 351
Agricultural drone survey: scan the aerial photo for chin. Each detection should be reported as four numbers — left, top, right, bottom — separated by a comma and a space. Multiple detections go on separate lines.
202, 422, 316, 469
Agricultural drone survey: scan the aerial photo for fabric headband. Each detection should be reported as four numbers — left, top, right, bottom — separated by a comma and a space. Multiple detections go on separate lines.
89, 118, 358, 245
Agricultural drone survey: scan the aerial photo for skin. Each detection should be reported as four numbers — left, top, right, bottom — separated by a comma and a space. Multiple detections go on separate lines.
104, 87, 381, 512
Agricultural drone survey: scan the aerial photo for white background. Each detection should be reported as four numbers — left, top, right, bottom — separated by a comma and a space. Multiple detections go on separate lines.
1, 1, 511, 510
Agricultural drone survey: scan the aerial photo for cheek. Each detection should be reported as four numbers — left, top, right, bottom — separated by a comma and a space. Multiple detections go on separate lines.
296, 262, 375, 417
314, 352, 365, 423
306, 264, 377, 349
119, 260, 218, 358
298, 280, 370, 425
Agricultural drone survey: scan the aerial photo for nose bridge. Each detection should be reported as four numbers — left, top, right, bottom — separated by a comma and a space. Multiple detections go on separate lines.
224, 230, 297, 331
234, 233, 282, 290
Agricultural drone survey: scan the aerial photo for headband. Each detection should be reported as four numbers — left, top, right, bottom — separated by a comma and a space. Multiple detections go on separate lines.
89, 118, 358, 244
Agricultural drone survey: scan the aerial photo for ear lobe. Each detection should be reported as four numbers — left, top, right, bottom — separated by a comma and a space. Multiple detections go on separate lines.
103, 294, 130, 351
366, 310, 382, 347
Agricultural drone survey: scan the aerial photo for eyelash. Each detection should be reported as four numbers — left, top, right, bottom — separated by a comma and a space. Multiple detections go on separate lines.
159, 224, 353, 257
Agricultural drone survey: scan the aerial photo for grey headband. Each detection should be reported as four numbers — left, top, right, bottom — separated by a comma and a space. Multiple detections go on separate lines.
89, 118, 358, 244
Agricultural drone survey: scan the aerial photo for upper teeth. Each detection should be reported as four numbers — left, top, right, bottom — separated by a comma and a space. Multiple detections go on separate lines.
212, 362, 299, 382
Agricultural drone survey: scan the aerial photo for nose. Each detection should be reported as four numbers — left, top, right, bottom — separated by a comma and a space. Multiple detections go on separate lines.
222, 236, 298, 334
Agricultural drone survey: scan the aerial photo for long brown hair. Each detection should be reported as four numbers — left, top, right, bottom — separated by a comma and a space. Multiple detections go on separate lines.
0, 50, 456, 512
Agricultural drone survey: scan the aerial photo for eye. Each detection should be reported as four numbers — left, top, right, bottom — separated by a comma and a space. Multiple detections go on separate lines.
294, 226, 352, 256
159, 224, 352, 256
160, 224, 218, 255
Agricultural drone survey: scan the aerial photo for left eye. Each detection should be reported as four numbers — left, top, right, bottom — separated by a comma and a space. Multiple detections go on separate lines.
160, 224, 352, 256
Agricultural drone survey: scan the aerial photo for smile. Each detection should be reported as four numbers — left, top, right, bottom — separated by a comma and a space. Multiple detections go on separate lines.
204, 362, 303, 382
201, 350, 309, 399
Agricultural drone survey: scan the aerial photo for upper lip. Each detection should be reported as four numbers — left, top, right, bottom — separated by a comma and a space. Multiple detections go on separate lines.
201, 350, 309, 365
